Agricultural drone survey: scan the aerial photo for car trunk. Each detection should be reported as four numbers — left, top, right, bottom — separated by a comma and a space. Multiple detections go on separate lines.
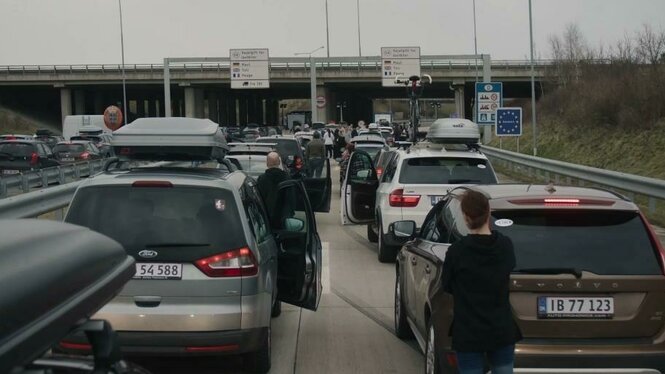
53, 144, 85, 162
65, 184, 248, 331
494, 209, 665, 341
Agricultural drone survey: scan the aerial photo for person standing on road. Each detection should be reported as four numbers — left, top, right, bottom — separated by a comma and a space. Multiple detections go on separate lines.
306, 131, 326, 178
441, 190, 522, 374
257, 152, 293, 229
323, 129, 334, 158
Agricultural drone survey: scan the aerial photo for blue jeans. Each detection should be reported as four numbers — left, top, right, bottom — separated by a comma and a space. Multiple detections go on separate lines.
456, 345, 515, 374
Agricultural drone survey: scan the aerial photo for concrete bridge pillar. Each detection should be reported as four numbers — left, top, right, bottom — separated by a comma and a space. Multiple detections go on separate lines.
60, 88, 72, 125
93, 92, 104, 114
207, 91, 219, 123
238, 97, 248, 125
316, 85, 334, 123
74, 90, 86, 115
184, 87, 205, 118
452, 80, 465, 119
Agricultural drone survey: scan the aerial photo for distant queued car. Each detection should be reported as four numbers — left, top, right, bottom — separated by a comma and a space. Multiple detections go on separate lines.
71, 134, 113, 157
34, 129, 64, 149
256, 135, 308, 177
0, 139, 59, 174
0, 134, 33, 141
52, 141, 103, 164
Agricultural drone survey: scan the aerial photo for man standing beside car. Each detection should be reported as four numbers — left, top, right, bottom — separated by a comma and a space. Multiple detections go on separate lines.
441, 190, 522, 374
257, 152, 292, 229
305, 131, 326, 178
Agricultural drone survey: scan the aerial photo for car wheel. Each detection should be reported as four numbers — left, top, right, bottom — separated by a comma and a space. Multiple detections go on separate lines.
271, 298, 282, 318
367, 223, 378, 243
243, 326, 271, 373
378, 221, 398, 263
425, 320, 441, 374
394, 270, 413, 339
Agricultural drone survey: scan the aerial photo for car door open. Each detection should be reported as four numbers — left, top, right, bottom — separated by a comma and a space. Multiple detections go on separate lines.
302, 158, 332, 213
342, 151, 378, 224
273, 180, 322, 311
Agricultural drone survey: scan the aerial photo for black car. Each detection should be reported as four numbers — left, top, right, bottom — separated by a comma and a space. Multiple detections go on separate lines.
256, 135, 309, 177
0, 140, 59, 174
52, 141, 103, 164
71, 134, 113, 157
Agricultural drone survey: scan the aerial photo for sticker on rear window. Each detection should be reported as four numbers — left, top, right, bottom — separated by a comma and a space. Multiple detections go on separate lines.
495, 219, 513, 227
477, 164, 487, 169
214, 199, 226, 211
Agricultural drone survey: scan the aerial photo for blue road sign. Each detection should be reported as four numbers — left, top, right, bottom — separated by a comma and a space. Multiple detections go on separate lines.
496, 107, 522, 136
475, 82, 503, 125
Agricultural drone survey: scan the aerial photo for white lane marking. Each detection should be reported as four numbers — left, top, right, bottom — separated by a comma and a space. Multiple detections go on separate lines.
322, 241, 331, 294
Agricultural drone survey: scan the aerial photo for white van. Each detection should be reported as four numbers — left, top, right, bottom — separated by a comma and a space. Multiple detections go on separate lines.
62, 115, 110, 141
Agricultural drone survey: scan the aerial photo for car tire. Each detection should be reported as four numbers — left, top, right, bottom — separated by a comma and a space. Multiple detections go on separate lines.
367, 223, 378, 243
378, 221, 399, 263
271, 299, 282, 318
425, 320, 442, 374
243, 326, 271, 373
394, 270, 413, 339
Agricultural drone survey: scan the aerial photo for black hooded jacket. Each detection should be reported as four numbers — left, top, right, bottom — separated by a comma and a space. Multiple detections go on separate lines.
441, 231, 522, 352
256, 167, 292, 228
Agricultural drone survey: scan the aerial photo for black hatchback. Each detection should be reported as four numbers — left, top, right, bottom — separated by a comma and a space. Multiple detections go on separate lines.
0, 140, 59, 175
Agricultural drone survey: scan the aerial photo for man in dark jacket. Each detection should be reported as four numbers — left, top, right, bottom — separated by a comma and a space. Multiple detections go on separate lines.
441, 190, 522, 374
305, 131, 326, 178
257, 152, 293, 229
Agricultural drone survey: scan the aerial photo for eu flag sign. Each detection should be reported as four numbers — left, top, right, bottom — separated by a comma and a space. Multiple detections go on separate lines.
496, 108, 522, 137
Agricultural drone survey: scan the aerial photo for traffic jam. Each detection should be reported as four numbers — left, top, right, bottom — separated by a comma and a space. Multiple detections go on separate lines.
2, 115, 665, 374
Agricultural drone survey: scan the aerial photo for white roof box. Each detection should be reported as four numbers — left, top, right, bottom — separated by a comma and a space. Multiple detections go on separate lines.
78, 125, 104, 135
426, 118, 480, 144
112, 117, 228, 161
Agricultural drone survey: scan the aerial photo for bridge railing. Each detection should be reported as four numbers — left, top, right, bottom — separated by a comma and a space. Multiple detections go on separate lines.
482, 146, 665, 216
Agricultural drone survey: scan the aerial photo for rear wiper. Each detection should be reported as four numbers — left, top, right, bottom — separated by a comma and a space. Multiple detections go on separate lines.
448, 179, 481, 184
514, 267, 583, 279
144, 243, 211, 248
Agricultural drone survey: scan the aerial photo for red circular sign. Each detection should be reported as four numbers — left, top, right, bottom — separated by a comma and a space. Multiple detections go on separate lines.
316, 96, 326, 108
103, 106, 124, 131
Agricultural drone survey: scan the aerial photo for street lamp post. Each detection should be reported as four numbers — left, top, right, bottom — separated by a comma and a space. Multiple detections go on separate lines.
336, 102, 346, 122
473, 0, 479, 82
279, 103, 288, 129
356, 0, 362, 57
430, 101, 442, 119
529, 0, 537, 156
117, 0, 127, 125
325, 0, 330, 58
295, 46, 325, 124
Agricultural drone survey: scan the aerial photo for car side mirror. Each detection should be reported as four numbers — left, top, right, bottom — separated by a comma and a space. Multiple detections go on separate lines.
284, 217, 305, 232
389, 220, 416, 242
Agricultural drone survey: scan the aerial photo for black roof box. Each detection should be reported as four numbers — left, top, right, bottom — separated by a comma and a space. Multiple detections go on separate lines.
0, 220, 134, 372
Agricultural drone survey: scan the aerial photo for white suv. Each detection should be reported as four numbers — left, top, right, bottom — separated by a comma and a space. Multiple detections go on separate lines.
342, 141, 498, 262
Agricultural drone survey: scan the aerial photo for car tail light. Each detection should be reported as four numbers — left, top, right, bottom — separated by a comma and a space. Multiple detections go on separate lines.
376, 167, 383, 178
29, 152, 39, 166
508, 198, 614, 207
59, 341, 92, 351
120, 147, 132, 155
185, 344, 239, 353
389, 188, 421, 207
131, 181, 173, 188
294, 156, 303, 170
195, 247, 258, 277
639, 211, 665, 275
80, 151, 90, 160
445, 352, 458, 367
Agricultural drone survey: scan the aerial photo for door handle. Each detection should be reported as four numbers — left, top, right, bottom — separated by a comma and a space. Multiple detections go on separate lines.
134, 296, 162, 308
411, 257, 417, 266
425, 265, 431, 274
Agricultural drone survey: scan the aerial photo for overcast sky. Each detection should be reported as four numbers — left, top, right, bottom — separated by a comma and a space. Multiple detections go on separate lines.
1, 0, 664, 65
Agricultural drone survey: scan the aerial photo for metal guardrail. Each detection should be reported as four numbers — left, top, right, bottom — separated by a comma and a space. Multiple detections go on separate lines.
0, 160, 105, 198
481, 146, 665, 214
0, 182, 82, 219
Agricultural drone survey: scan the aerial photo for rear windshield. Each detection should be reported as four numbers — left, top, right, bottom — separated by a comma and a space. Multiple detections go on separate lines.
53, 144, 85, 153
0, 143, 34, 156
66, 186, 246, 252
355, 145, 383, 162
257, 139, 300, 158
399, 157, 496, 184
228, 156, 268, 174
492, 210, 662, 276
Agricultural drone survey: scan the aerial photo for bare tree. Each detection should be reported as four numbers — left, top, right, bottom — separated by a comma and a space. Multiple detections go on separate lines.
635, 24, 665, 64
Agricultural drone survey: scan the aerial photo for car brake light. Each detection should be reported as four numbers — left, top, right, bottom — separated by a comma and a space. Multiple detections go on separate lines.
5, 136, 16, 140
294, 156, 303, 170
59, 341, 92, 351
29, 152, 39, 166
131, 181, 173, 188
195, 247, 258, 277
639, 211, 665, 275
446, 352, 458, 367
80, 151, 90, 160
508, 198, 614, 207
185, 344, 239, 353
389, 188, 421, 207
120, 147, 132, 155
376, 167, 383, 178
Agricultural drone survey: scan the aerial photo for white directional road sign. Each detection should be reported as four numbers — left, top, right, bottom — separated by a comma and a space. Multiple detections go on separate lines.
230, 48, 270, 89
381, 47, 420, 87
475, 82, 503, 125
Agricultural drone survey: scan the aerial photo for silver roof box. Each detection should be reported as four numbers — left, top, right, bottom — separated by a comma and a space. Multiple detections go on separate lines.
426, 118, 480, 144
112, 117, 228, 161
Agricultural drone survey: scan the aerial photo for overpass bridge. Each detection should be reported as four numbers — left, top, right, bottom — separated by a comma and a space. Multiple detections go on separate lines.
0, 55, 548, 127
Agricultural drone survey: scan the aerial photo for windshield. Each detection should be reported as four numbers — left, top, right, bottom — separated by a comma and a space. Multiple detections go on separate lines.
492, 210, 662, 276
0, 143, 34, 157
227, 156, 268, 176
355, 145, 383, 162
66, 186, 246, 252
53, 144, 85, 153
257, 138, 301, 159
399, 157, 496, 184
